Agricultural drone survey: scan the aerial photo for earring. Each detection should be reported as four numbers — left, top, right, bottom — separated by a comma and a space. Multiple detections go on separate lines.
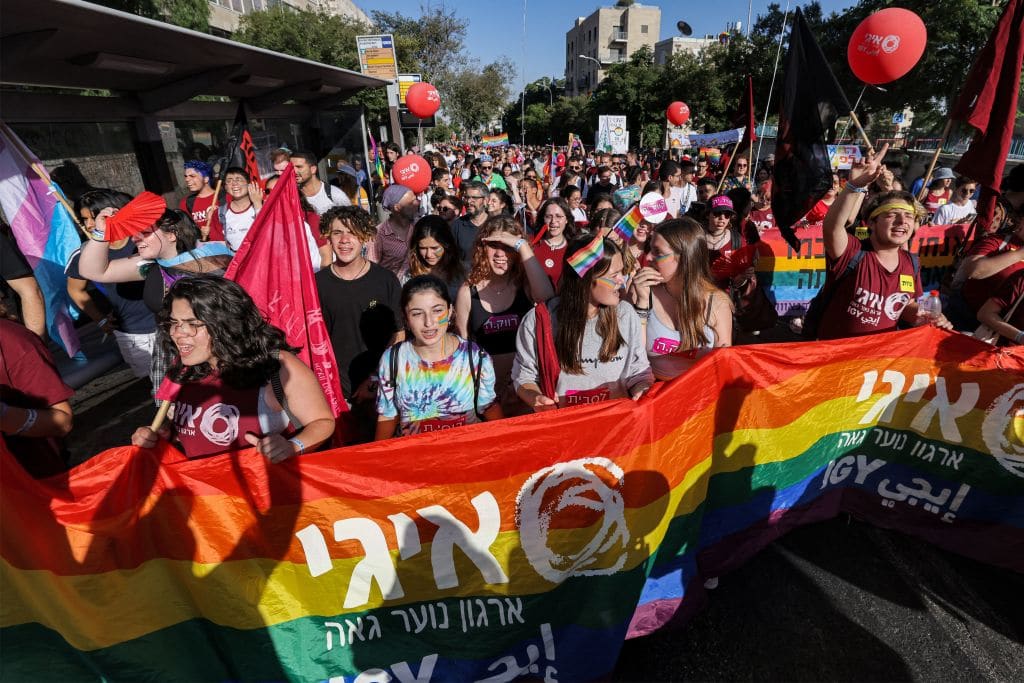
360, 245, 368, 258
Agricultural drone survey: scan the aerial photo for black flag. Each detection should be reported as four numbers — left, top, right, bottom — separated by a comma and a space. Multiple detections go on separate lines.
226, 103, 264, 191
771, 8, 851, 250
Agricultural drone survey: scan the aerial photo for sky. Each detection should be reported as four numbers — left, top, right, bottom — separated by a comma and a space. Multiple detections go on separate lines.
355, 0, 857, 87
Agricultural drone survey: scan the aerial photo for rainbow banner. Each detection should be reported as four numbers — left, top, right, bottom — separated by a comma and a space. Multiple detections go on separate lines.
753, 223, 971, 317
482, 133, 509, 148
2, 328, 1022, 681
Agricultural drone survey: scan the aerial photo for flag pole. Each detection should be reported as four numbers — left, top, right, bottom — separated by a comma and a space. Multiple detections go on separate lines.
203, 178, 222, 240
716, 144, 738, 194
149, 400, 172, 432
1, 122, 88, 238
847, 111, 876, 156
915, 119, 955, 201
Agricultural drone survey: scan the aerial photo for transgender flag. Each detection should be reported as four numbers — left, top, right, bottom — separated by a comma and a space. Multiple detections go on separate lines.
0, 122, 81, 355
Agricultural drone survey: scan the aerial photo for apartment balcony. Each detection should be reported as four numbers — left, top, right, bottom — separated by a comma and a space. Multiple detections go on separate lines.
598, 52, 626, 65
610, 30, 628, 42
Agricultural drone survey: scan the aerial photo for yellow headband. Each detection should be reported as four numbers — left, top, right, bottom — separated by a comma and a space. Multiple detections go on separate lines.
869, 201, 917, 221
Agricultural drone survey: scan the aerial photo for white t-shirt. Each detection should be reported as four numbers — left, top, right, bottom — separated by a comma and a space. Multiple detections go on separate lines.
932, 200, 975, 225
224, 204, 257, 251
305, 180, 350, 215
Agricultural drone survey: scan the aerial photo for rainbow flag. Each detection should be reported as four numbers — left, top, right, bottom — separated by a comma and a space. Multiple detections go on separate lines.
2, 328, 1021, 680
612, 204, 644, 241
566, 231, 604, 276
368, 129, 387, 187
482, 133, 509, 148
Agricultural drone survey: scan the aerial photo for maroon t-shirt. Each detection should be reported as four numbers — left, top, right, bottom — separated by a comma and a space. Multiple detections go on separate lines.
179, 193, 224, 242
961, 234, 1024, 312
0, 319, 74, 477
818, 238, 922, 340
533, 240, 568, 289
989, 270, 1024, 345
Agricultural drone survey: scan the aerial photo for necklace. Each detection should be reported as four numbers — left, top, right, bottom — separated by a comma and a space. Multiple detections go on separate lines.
707, 230, 731, 250
331, 259, 368, 281
545, 236, 566, 249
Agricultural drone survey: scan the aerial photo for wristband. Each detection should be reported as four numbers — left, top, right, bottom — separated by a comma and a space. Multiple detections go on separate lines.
97, 317, 109, 328
635, 307, 651, 319
845, 182, 868, 194
1016, 330, 1024, 345
512, 238, 526, 252
13, 408, 37, 435
288, 437, 305, 454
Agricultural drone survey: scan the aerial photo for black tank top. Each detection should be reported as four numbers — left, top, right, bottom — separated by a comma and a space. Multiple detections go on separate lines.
468, 284, 532, 355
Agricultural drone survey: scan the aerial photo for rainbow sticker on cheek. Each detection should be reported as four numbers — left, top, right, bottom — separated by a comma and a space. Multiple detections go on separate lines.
596, 277, 622, 290
654, 252, 675, 262
437, 313, 450, 326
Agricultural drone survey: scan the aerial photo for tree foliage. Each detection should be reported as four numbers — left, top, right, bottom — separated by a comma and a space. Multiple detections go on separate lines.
445, 59, 516, 136
88, 0, 209, 32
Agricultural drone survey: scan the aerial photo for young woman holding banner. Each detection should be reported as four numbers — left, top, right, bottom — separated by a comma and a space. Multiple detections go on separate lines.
375, 275, 502, 439
130, 276, 333, 461
513, 236, 652, 411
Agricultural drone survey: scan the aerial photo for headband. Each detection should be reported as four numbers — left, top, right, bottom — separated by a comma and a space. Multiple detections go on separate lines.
869, 201, 917, 221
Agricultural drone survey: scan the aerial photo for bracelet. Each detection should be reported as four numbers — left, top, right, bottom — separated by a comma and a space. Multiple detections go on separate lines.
635, 307, 651, 319
13, 408, 37, 435
512, 238, 526, 252
845, 182, 868, 194
288, 437, 305, 454
1015, 330, 1024, 345
97, 317, 109, 328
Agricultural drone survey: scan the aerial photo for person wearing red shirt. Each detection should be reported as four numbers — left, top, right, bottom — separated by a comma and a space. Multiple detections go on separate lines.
977, 270, 1024, 346
0, 315, 74, 478
179, 160, 223, 242
960, 215, 1024, 314
817, 143, 952, 340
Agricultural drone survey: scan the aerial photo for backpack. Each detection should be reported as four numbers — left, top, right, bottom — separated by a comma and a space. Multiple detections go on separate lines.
384, 340, 485, 430
802, 239, 920, 339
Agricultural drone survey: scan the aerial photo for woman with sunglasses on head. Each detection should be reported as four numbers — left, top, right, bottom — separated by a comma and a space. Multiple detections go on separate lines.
631, 218, 733, 380
455, 216, 555, 415
376, 275, 502, 439
514, 235, 652, 411
404, 215, 465, 300
131, 276, 334, 461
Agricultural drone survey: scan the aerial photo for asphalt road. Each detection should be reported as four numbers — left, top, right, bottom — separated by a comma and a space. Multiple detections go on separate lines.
60, 335, 1024, 682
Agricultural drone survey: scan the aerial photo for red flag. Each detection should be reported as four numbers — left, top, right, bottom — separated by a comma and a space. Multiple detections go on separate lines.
226, 104, 264, 192
733, 74, 757, 153
224, 164, 350, 434
952, 0, 1024, 229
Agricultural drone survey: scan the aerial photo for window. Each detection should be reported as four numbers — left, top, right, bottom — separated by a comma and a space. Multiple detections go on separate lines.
641, 25, 649, 34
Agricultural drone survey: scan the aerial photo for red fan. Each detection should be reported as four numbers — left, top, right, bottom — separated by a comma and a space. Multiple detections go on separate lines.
104, 191, 167, 242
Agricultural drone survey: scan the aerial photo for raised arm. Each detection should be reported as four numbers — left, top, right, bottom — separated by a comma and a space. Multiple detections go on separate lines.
823, 143, 889, 259
78, 210, 146, 283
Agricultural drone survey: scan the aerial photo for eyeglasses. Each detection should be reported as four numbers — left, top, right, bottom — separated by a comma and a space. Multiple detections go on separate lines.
465, 194, 487, 200
163, 319, 207, 336
481, 166, 493, 170
225, 177, 248, 186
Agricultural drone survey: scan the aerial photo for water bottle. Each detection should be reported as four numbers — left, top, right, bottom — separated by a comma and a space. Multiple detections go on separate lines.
917, 290, 942, 322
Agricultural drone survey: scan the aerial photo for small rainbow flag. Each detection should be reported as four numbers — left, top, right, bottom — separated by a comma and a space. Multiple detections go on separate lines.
612, 204, 644, 241
482, 133, 509, 147
567, 232, 605, 276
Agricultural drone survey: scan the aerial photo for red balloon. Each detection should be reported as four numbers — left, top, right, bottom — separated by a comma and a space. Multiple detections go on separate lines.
666, 101, 690, 126
405, 82, 441, 119
557, 153, 566, 167
391, 154, 431, 194
847, 8, 927, 85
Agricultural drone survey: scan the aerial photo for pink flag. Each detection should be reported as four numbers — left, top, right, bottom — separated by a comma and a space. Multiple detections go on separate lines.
224, 165, 350, 429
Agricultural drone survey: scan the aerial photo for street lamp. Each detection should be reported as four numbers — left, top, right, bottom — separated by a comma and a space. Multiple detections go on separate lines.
578, 54, 601, 95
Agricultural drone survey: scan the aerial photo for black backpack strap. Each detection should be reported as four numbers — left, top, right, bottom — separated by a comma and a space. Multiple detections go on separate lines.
386, 342, 403, 426
731, 229, 743, 251
185, 192, 197, 216
269, 350, 302, 429
468, 342, 484, 419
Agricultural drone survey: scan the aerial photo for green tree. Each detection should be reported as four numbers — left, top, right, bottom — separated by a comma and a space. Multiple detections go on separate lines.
445, 59, 515, 136
87, 0, 209, 32
370, 7, 468, 98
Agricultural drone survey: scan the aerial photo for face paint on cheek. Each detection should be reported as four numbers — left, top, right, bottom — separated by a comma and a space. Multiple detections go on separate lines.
595, 277, 622, 290
654, 252, 675, 263
437, 312, 450, 326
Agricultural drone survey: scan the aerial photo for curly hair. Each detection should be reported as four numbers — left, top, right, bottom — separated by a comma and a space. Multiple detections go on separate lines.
466, 215, 527, 286
157, 275, 297, 390
319, 205, 376, 241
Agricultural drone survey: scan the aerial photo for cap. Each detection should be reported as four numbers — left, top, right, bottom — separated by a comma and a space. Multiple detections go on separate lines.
932, 167, 955, 181
382, 184, 413, 210
709, 195, 735, 213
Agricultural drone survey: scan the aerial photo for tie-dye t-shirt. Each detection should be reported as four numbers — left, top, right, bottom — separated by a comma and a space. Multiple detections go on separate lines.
376, 337, 496, 435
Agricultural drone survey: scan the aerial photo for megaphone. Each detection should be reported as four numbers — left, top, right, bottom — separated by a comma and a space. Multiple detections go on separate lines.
677, 20, 693, 36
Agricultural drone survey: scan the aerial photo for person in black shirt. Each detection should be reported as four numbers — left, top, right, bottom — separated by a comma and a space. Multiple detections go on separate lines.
0, 228, 45, 338
315, 206, 402, 441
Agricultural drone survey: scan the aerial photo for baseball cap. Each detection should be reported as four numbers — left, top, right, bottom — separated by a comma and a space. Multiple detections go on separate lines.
709, 195, 735, 213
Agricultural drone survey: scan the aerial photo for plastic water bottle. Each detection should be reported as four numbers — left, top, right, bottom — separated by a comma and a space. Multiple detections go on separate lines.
918, 290, 942, 322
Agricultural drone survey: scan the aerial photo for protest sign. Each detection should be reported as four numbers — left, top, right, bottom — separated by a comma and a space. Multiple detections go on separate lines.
688, 127, 745, 147
3, 328, 1020, 681
597, 115, 628, 154
753, 223, 971, 316
828, 144, 863, 169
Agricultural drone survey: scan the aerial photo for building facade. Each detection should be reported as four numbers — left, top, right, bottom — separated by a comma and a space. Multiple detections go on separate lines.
207, 0, 370, 36
565, 3, 661, 97
653, 36, 717, 65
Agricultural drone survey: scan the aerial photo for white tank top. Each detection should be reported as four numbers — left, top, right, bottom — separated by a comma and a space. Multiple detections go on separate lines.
645, 292, 716, 380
